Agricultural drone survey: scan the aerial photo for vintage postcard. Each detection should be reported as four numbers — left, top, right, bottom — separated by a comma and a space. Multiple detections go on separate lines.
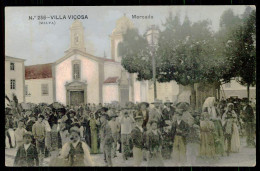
5, 6, 256, 167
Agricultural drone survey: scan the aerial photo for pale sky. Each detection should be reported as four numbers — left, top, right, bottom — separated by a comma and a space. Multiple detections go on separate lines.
5, 6, 253, 65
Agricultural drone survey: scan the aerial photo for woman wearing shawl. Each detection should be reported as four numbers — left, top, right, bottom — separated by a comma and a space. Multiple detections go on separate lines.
222, 103, 240, 155
202, 97, 225, 157
199, 112, 216, 159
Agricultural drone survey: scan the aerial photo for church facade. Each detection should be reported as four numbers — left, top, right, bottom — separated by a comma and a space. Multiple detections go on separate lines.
24, 16, 181, 106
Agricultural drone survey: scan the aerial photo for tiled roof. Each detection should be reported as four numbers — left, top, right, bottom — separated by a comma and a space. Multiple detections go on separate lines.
25, 63, 52, 79
104, 77, 119, 84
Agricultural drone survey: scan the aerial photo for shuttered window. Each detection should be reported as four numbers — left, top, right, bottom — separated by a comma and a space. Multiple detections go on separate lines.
10, 62, 15, 70
41, 84, 49, 95
10, 79, 16, 89
73, 63, 80, 80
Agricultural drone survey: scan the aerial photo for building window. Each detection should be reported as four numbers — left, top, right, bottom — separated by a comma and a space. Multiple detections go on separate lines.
73, 63, 80, 80
10, 62, 15, 70
41, 84, 49, 95
10, 79, 16, 89
225, 83, 231, 88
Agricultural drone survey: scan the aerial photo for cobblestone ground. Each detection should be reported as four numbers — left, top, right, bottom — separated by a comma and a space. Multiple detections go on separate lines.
5, 137, 255, 167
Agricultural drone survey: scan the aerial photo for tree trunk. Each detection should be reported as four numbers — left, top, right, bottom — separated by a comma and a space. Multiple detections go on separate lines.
190, 84, 196, 110
247, 83, 250, 100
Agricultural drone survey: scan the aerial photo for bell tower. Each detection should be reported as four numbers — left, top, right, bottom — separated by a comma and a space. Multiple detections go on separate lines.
110, 15, 134, 62
66, 20, 86, 53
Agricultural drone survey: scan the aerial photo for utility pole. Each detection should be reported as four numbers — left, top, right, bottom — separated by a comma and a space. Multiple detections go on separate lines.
146, 25, 159, 100
151, 30, 157, 99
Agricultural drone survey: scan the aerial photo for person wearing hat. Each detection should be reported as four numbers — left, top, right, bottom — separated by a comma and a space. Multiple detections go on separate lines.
131, 115, 145, 166
146, 119, 164, 166
149, 99, 164, 132
14, 132, 39, 166
162, 100, 175, 121
57, 126, 94, 166
170, 106, 189, 165
26, 114, 36, 132
64, 109, 76, 131
108, 112, 120, 158
135, 102, 150, 130
100, 112, 114, 166
32, 114, 46, 166
119, 110, 135, 161
5, 110, 15, 149
241, 99, 255, 147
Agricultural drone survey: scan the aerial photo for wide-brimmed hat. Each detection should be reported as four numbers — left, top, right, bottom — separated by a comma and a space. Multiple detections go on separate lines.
149, 119, 158, 125
227, 103, 234, 108
100, 112, 110, 119
69, 126, 80, 135
176, 102, 189, 111
134, 115, 143, 121
110, 113, 118, 118
151, 99, 162, 104
139, 102, 149, 108
100, 107, 109, 112
164, 100, 173, 105
38, 114, 45, 119
25, 110, 33, 116
67, 109, 76, 115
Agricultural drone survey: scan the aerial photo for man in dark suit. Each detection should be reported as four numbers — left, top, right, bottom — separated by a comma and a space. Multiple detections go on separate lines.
135, 102, 149, 130
162, 100, 175, 121
170, 102, 190, 165
100, 111, 114, 167
241, 99, 255, 147
131, 115, 145, 166
14, 132, 39, 166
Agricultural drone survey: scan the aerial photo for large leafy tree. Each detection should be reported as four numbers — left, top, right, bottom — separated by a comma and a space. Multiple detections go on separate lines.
120, 28, 153, 80
222, 7, 256, 99
157, 13, 224, 108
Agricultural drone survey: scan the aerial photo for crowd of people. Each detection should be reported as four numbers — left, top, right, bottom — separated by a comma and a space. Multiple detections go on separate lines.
5, 96, 256, 167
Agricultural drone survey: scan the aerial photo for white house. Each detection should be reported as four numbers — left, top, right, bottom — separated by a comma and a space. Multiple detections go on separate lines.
5, 56, 25, 106
221, 79, 256, 99
25, 63, 54, 104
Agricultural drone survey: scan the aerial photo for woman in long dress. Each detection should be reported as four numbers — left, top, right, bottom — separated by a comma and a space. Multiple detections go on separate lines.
202, 97, 225, 157
222, 103, 240, 153
199, 112, 216, 159
89, 113, 98, 154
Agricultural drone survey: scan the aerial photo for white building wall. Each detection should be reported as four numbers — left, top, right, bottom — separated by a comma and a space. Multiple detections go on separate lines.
222, 79, 256, 91
103, 84, 119, 103
134, 78, 141, 103
5, 60, 24, 104
104, 62, 121, 79
140, 81, 148, 102
25, 78, 53, 104
147, 81, 179, 103
55, 54, 100, 105
221, 79, 256, 99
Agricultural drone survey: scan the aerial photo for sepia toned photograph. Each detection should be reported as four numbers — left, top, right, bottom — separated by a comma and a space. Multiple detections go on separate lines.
5, 6, 256, 167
